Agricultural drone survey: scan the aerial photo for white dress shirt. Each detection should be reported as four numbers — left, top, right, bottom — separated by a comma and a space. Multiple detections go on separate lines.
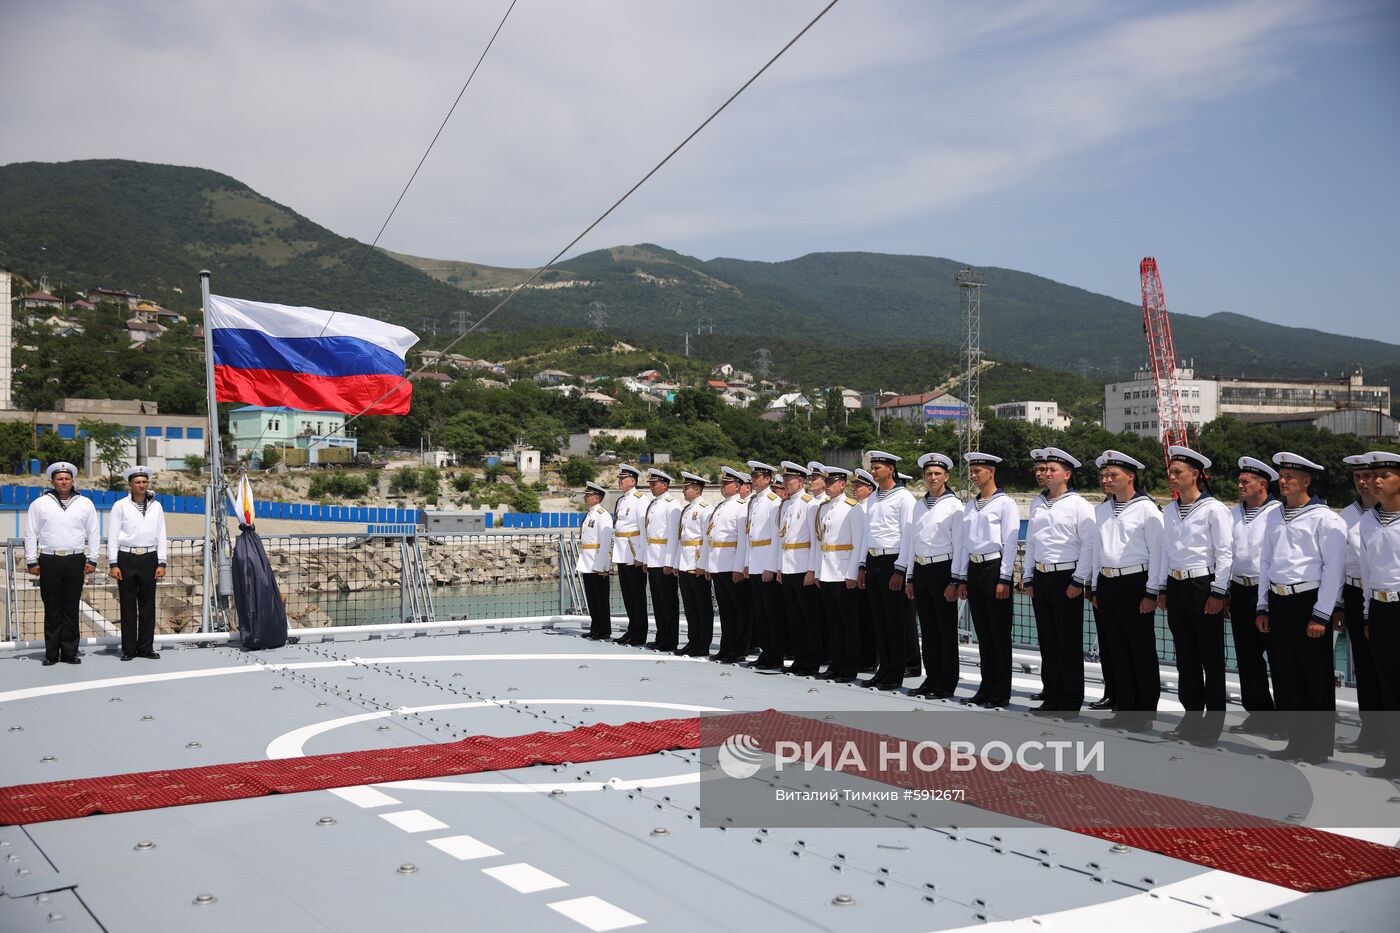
1359, 507, 1400, 600
1089, 494, 1163, 584
1340, 500, 1366, 585
642, 492, 682, 567
1022, 491, 1096, 587
1149, 495, 1233, 598
1254, 500, 1347, 622
576, 505, 614, 574
954, 490, 1020, 584
107, 494, 169, 566
25, 491, 101, 566
813, 495, 865, 582
900, 491, 963, 572
1230, 499, 1281, 583
610, 488, 647, 565
777, 492, 818, 575
705, 493, 746, 574
672, 498, 712, 572
738, 489, 781, 575
858, 485, 916, 574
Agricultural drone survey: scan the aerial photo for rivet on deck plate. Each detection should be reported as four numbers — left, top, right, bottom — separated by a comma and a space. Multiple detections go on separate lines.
109, 697, 122, 703
46, 912, 65, 923
722, 695, 734, 699
582, 707, 595, 712
550, 789, 565, 797
640, 677, 651, 682
134, 840, 156, 850
192, 893, 217, 905
650, 827, 669, 836
187, 741, 201, 748
316, 702, 328, 708
1286, 813, 1304, 822
378, 725, 391, 731
141, 715, 154, 721
317, 817, 336, 826
807, 688, 818, 694
40, 755, 55, 762
1110, 843, 1131, 854
396, 863, 418, 874
8, 726, 22, 732
1168, 755, 1183, 761
832, 894, 855, 906
273, 685, 283, 690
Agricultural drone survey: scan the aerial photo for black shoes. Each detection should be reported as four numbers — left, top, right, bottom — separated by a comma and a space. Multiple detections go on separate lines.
42, 658, 58, 666
121, 654, 135, 661
1030, 691, 1046, 702
1088, 697, 1115, 710
61, 656, 81, 664
137, 651, 159, 660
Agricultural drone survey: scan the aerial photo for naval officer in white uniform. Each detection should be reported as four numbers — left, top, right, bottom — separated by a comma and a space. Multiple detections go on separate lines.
577, 482, 614, 640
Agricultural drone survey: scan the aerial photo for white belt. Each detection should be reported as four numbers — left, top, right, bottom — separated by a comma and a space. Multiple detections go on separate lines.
39, 548, 86, 557
968, 551, 1002, 564
1368, 589, 1399, 604
867, 547, 901, 557
1168, 567, 1212, 581
1099, 564, 1147, 578
1230, 574, 1259, 587
914, 553, 952, 565
1034, 561, 1076, 573
1269, 581, 1320, 596
1346, 576, 1362, 589
119, 546, 154, 556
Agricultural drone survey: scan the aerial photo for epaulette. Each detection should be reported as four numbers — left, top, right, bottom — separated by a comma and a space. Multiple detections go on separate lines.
632, 490, 645, 498
801, 493, 812, 502
696, 499, 708, 508
766, 491, 778, 501
844, 496, 856, 506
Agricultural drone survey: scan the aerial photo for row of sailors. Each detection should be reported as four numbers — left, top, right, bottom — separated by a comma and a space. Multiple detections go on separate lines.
576, 446, 1400, 779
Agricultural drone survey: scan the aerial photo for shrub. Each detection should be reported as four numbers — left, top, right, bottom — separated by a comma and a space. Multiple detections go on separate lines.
560, 456, 597, 487
452, 472, 474, 493
309, 472, 370, 499
509, 486, 540, 513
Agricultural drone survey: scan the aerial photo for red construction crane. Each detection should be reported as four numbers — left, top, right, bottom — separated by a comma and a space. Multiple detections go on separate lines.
1139, 257, 1190, 465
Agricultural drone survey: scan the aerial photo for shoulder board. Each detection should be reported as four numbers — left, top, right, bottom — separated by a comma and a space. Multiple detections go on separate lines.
662, 492, 673, 502
696, 499, 708, 508
766, 491, 778, 501
801, 493, 812, 502
844, 496, 857, 506
632, 490, 645, 498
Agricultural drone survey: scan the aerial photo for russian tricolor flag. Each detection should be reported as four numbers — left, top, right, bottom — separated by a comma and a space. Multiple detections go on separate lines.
207, 295, 419, 416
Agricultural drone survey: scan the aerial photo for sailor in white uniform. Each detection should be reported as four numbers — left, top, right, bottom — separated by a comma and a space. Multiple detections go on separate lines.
809, 467, 863, 681
671, 472, 714, 657
848, 468, 879, 672
25, 461, 100, 665
641, 469, 683, 652
1150, 446, 1233, 744
953, 452, 1020, 707
1255, 452, 1347, 763
611, 464, 650, 645
1226, 457, 1283, 735
742, 460, 783, 667
107, 465, 169, 660
1089, 450, 1162, 729
775, 461, 823, 675
1338, 454, 1382, 753
1358, 450, 1400, 778
903, 453, 963, 699
576, 482, 615, 640
856, 451, 917, 690
1022, 447, 1096, 712
702, 467, 748, 659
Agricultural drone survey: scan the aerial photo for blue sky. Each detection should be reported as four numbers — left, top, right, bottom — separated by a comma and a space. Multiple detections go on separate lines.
2, 0, 1397, 341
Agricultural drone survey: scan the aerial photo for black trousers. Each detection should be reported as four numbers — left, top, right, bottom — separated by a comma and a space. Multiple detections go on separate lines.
1095, 572, 1160, 713
1030, 568, 1085, 710
1267, 589, 1335, 758
1091, 600, 1116, 706
1229, 581, 1275, 713
819, 580, 860, 677
781, 574, 824, 672
752, 574, 786, 665
117, 551, 159, 656
617, 562, 649, 642
678, 570, 713, 654
1166, 576, 1226, 740
912, 560, 958, 694
1366, 600, 1400, 767
965, 560, 1012, 703
39, 553, 87, 661
711, 571, 744, 657
858, 582, 876, 670
647, 567, 680, 649
865, 555, 908, 684
1342, 583, 1381, 745
902, 595, 920, 674
582, 572, 612, 638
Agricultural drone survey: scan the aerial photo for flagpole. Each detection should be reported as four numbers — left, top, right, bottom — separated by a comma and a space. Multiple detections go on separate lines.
199, 271, 230, 633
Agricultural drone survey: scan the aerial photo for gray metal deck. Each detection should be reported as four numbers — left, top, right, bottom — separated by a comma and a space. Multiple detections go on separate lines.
2, 624, 1397, 932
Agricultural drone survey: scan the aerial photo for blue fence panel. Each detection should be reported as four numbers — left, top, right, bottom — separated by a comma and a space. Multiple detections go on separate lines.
484, 512, 494, 529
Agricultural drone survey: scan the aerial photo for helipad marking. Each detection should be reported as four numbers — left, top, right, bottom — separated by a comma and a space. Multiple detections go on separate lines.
426, 834, 503, 861
330, 785, 401, 808
483, 862, 569, 893
379, 809, 449, 833
266, 699, 724, 794
548, 895, 646, 931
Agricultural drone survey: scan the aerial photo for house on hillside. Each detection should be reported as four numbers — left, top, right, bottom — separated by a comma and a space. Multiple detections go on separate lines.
711, 363, 734, 379
410, 371, 452, 384
86, 287, 141, 309
533, 369, 574, 387
635, 369, 661, 383
877, 390, 967, 428
125, 318, 166, 343
71, 299, 95, 312
582, 391, 618, 407
767, 392, 811, 412
706, 380, 729, 391
719, 386, 758, 408
20, 291, 64, 312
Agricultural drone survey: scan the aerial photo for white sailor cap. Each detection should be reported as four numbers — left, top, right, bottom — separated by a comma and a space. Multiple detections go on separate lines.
720, 466, 747, 483
1096, 450, 1145, 471
746, 460, 777, 475
1365, 450, 1400, 470
680, 471, 707, 486
1040, 447, 1080, 469
897, 472, 912, 482
1272, 451, 1324, 474
1342, 454, 1370, 469
123, 465, 151, 482
805, 461, 826, 476
824, 466, 851, 480
1029, 448, 1047, 462
866, 450, 901, 464
45, 461, 78, 480
917, 452, 954, 471
584, 481, 608, 496
780, 460, 810, 477
852, 468, 876, 487
962, 451, 1002, 466
1237, 457, 1278, 481
618, 463, 642, 479
738, 471, 753, 484
646, 468, 673, 484
1168, 445, 1211, 470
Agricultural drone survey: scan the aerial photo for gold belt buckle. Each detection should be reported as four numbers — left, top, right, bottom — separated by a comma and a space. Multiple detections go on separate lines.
1270, 583, 1288, 596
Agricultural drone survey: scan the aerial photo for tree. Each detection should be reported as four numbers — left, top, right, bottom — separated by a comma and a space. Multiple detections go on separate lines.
561, 457, 598, 487
261, 445, 281, 470
78, 419, 129, 487
509, 485, 540, 513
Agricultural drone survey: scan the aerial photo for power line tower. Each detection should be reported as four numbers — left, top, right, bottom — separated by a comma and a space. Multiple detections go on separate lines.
955, 267, 985, 490
420, 316, 438, 338
587, 301, 609, 331
754, 348, 772, 380
683, 332, 690, 357
454, 310, 470, 334
1139, 257, 1189, 465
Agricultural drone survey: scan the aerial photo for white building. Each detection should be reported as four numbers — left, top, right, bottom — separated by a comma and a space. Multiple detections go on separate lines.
0, 272, 11, 410
1104, 369, 1218, 439
992, 400, 1059, 429
567, 428, 648, 457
